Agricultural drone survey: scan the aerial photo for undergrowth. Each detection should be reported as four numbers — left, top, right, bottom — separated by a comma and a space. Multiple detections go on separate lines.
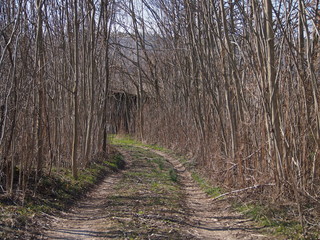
0, 148, 124, 239
234, 202, 319, 239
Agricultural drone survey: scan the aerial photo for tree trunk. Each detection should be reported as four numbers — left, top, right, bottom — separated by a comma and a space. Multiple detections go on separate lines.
35, 0, 45, 180
264, 0, 282, 186
72, 0, 79, 179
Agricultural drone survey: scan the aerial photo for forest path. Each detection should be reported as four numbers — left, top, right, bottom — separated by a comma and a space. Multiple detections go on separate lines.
44, 172, 123, 239
145, 148, 270, 240
43, 144, 271, 239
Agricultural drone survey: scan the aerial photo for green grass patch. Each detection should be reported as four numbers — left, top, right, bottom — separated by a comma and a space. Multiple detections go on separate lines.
110, 135, 179, 184
234, 202, 319, 239
104, 153, 125, 171
191, 172, 222, 198
169, 168, 178, 182
113, 144, 182, 209
109, 134, 140, 146
153, 157, 164, 170
108, 134, 167, 151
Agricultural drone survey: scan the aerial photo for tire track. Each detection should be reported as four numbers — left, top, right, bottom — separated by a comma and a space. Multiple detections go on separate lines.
147, 148, 271, 240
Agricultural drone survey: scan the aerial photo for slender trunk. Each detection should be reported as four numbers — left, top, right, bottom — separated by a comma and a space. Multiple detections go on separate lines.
219, 0, 237, 165
85, 2, 95, 164
130, 0, 144, 140
35, 0, 45, 180
72, 0, 79, 179
102, 0, 114, 152
264, 0, 282, 185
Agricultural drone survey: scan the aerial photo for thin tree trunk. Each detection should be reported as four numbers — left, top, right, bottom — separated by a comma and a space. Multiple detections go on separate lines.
102, 0, 113, 152
72, 0, 79, 179
85, 1, 95, 164
264, 0, 282, 186
35, 0, 45, 180
130, 0, 144, 140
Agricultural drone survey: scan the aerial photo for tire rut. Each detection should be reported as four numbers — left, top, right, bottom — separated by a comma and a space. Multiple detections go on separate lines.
43, 173, 124, 240
43, 150, 134, 240
41, 146, 272, 240
147, 148, 272, 240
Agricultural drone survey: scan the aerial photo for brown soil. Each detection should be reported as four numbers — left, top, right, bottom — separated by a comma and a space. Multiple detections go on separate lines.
149, 148, 271, 240
39, 145, 273, 240
42, 173, 123, 239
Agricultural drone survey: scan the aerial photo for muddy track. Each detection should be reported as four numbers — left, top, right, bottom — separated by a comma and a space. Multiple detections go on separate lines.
41, 145, 271, 239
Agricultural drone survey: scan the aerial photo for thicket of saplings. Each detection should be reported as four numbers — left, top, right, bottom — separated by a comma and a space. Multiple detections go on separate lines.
0, 0, 319, 237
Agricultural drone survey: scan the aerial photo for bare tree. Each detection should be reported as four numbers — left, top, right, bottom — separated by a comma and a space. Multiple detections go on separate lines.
71, 0, 79, 179
35, 0, 46, 180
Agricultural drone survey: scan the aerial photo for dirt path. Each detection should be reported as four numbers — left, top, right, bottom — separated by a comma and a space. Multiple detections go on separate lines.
42, 145, 271, 239
43, 173, 124, 239
43, 149, 135, 239
148, 148, 270, 240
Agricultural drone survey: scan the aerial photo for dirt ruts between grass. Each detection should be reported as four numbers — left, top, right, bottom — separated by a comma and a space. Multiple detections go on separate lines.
42, 145, 271, 239
146, 148, 271, 240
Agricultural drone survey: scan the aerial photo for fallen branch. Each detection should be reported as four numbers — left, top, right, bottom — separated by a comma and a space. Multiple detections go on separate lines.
212, 183, 275, 201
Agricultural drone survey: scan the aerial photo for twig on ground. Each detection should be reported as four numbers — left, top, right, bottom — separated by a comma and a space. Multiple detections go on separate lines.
212, 184, 275, 201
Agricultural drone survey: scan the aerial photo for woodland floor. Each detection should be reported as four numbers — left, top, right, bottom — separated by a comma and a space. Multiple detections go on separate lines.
39, 144, 273, 240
